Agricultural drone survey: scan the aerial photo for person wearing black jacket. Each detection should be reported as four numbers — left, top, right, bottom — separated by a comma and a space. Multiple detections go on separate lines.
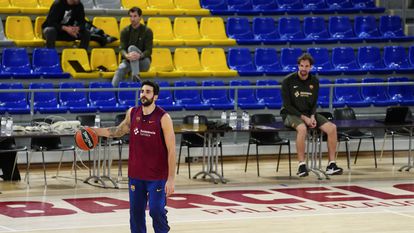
42, 0, 90, 49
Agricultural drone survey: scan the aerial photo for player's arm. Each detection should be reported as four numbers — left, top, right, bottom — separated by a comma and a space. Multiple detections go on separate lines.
93, 108, 132, 138
161, 113, 176, 196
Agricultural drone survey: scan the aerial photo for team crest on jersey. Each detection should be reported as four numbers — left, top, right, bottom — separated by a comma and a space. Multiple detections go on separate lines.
130, 184, 135, 192
309, 85, 314, 90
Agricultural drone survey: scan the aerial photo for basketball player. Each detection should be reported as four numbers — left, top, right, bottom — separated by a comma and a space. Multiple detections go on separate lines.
93, 80, 175, 233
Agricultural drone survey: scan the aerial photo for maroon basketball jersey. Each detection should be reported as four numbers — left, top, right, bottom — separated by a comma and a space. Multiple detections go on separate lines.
128, 106, 168, 180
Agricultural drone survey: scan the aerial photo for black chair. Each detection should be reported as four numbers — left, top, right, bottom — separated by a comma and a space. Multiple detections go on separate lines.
177, 115, 224, 179
245, 114, 291, 177
333, 107, 377, 168
0, 138, 28, 182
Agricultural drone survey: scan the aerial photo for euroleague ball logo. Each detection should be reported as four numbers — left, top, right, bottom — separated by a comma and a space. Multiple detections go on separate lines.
82, 130, 94, 148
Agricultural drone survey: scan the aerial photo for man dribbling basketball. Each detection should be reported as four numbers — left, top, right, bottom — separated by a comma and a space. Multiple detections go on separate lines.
93, 80, 176, 233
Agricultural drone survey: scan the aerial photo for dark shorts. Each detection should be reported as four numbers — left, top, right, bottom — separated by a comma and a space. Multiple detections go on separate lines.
283, 113, 329, 129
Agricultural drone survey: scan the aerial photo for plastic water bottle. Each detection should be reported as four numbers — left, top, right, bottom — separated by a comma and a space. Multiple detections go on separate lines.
229, 111, 237, 129
193, 114, 199, 129
221, 111, 227, 123
94, 115, 101, 128
5, 117, 12, 136
1, 117, 6, 135
242, 111, 250, 129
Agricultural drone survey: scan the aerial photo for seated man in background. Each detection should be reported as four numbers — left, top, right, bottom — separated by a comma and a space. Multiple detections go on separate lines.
280, 53, 343, 177
112, 7, 153, 87
42, 0, 90, 49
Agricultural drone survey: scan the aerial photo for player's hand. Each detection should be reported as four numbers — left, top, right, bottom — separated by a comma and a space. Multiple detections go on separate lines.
165, 178, 175, 197
310, 115, 317, 128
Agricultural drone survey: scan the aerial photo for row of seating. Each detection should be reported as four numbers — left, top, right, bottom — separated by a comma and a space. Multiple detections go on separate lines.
201, 0, 385, 14
0, 77, 412, 114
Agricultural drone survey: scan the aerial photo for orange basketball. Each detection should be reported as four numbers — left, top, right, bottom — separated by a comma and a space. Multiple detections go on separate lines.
74, 127, 98, 151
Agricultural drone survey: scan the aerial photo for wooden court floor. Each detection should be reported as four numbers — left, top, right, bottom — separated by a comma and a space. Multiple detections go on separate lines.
1, 152, 414, 233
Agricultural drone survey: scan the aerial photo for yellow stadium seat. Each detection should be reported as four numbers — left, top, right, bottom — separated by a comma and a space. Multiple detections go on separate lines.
174, 48, 212, 77
119, 17, 145, 32
34, 16, 75, 47
10, 0, 47, 14
149, 48, 182, 77
90, 48, 118, 78
200, 17, 236, 45
92, 17, 120, 47
121, 0, 157, 15
147, 17, 183, 46
201, 48, 237, 77
173, 17, 209, 46
174, 0, 210, 15
0, 0, 19, 13
147, 0, 184, 15
61, 49, 99, 79
38, 0, 54, 9
5, 16, 44, 46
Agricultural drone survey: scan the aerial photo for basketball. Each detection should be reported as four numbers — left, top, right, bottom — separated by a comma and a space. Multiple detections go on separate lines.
74, 127, 98, 151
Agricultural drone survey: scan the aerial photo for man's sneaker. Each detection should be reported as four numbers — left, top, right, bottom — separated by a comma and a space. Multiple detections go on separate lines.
326, 162, 343, 175
297, 164, 309, 177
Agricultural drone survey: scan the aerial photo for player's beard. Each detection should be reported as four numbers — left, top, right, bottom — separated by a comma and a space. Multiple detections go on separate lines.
141, 96, 154, 107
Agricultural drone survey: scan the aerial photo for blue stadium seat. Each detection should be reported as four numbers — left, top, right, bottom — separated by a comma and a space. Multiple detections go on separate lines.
303, 16, 335, 43
118, 81, 141, 108
200, 0, 230, 14
201, 80, 234, 110
357, 46, 391, 74
354, 16, 387, 42
226, 17, 258, 45
334, 78, 371, 107
89, 82, 127, 112
0, 83, 29, 114
325, 0, 358, 13
29, 83, 68, 113
276, 0, 308, 14
228, 0, 260, 14
174, 80, 210, 110
361, 78, 398, 107
387, 77, 414, 106
229, 80, 265, 109
352, 0, 385, 13
254, 48, 286, 75
252, 0, 282, 14
252, 17, 283, 44
307, 47, 340, 75
59, 82, 97, 113
256, 79, 282, 109
280, 47, 302, 72
332, 47, 365, 75
278, 17, 309, 44
156, 81, 182, 111
383, 46, 414, 74
303, 0, 329, 13
409, 46, 414, 67
317, 78, 336, 108
379, 16, 414, 42
32, 48, 71, 79
227, 48, 262, 76
2, 48, 40, 79
328, 16, 362, 43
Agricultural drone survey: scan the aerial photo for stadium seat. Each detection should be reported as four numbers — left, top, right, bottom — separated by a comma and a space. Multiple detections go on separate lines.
59, 82, 97, 113
325, 0, 358, 13
121, 0, 158, 15
90, 48, 119, 79
254, 48, 286, 75
387, 77, 414, 106
147, 0, 184, 15
328, 16, 362, 43
38, 0, 54, 9
276, 0, 308, 14
61, 49, 100, 79
174, 0, 210, 15
0, 0, 19, 13
227, 48, 262, 76
303, 0, 328, 13
2, 48, 40, 79
91, 17, 119, 46
409, 46, 414, 67
278, 17, 309, 44
201, 48, 237, 77
147, 17, 183, 46
201, 80, 234, 110
155, 81, 182, 111
89, 82, 127, 112
352, 0, 385, 13
303, 16, 335, 43
10, 0, 48, 14
357, 46, 390, 74
119, 17, 130, 32
317, 78, 335, 108
331, 47, 365, 75
383, 46, 414, 73
252, 17, 283, 44
252, 0, 282, 14
200, 17, 236, 45
280, 47, 302, 72
307, 47, 340, 75
361, 78, 398, 106
256, 79, 282, 109
227, 0, 259, 14
29, 83, 68, 113
354, 16, 387, 42
226, 17, 258, 45
0, 83, 29, 114
150, 48, 183, 77
200, 0, 230, 15
334, 78, 371, 107
173, 17, 209, 46
229, 80, 265, 109
174, 80, 210, 110
379, 15, 414, 42
32, 48, 71, 79
94, 0, 121, 10
34, 16, 75, 47
174, 48, 212, 77
5, 16, 44, 46
118, 81, 141, 107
